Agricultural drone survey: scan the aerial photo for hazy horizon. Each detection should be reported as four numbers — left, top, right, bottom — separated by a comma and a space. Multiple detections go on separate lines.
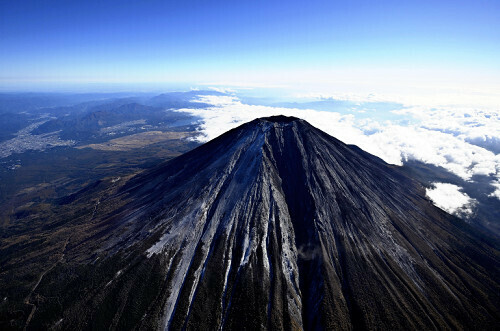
1, 0, 499, 219
2, 0, 499, 101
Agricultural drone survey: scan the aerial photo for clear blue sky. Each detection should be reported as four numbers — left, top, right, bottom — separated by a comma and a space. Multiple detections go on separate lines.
1, 0, 499, 89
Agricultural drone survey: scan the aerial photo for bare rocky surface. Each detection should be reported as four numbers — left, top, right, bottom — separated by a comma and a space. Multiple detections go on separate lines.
1, 116, 499, 330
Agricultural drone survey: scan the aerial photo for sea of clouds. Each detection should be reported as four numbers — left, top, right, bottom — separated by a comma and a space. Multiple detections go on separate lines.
176, 91, 500, 218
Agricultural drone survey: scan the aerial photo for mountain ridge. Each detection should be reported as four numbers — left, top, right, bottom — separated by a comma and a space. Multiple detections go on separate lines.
101, 116, 499, 330
3, 116, 499, 330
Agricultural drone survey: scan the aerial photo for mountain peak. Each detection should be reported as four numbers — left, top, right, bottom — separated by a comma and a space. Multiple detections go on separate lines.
109, 117, 499, 330
21, 117, 500, 330
258, 115, 301, 123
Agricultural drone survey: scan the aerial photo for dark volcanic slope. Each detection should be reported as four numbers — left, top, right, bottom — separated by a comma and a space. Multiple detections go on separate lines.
5, 116, 499, 330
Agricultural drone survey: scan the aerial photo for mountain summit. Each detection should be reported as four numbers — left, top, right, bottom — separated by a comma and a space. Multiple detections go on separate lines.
11, 117, 500, 329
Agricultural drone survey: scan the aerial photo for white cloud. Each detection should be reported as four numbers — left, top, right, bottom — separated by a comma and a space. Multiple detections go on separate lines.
393, 106, 500, 153
193, 95, 238, 107
489, 180, 500, 200
364, 125, 499, 180
207, 86, 236, 94
426, 183, 477, 218
176, 94, 500, 202
183, 95, 367, 146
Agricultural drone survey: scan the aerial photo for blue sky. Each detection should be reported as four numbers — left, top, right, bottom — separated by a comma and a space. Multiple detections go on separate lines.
1, 0, 499, 89
0, 0, 499, 215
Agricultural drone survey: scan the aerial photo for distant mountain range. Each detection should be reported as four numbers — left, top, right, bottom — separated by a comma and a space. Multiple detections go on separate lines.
1, 116, 498, 330
0, 91, 211, 144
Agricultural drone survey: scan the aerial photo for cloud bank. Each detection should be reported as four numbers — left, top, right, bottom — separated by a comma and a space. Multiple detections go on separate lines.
176, 93, 500, 210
